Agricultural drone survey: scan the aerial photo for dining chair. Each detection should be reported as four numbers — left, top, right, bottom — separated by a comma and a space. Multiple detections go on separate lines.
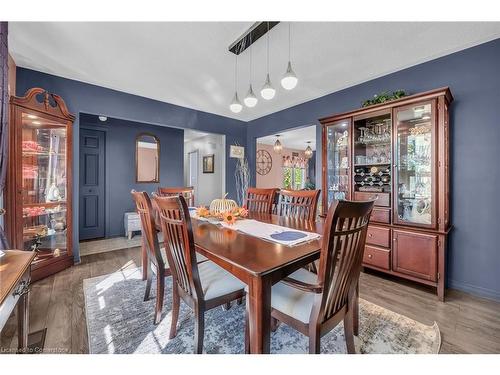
131, 190, 207, 325
244, 187, 277, 214
153, 194, 246, 353
131, 190, 171, 325
246, 199, 374, 354
276, 189, 321, 221
157, 186, 195, 206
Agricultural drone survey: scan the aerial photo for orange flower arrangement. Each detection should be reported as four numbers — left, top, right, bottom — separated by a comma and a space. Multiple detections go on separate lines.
232, 207, 248, 218
195, 206, 210, 218
222, 211, 237, 225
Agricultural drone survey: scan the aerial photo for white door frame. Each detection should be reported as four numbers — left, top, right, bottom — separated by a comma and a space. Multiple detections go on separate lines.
188, 150, 199, 205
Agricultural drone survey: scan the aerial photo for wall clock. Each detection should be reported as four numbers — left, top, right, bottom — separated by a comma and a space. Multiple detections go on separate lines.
256, 149, 272, 175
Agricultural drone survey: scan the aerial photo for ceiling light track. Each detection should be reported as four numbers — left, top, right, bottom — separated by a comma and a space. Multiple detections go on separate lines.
228, 22, 280, 55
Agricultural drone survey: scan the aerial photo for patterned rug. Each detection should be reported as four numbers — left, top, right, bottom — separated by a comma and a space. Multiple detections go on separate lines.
83, 267, 441, 354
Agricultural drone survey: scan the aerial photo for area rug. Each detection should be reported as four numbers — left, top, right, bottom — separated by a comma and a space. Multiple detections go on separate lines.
83, 267, 441, 354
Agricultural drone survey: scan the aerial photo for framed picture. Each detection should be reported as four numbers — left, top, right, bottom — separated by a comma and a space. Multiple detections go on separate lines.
203, 154, 215, 173
230, 145, 245, 159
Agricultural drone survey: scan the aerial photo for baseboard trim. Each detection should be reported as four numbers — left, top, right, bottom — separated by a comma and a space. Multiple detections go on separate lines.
448, 279, 500, 302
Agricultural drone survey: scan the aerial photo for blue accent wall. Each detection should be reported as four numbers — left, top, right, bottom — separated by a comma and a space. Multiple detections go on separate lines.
15, 38, 500, 301
16, 68, 247, 262
80, 114, 184, 238
247, 38, 500, 301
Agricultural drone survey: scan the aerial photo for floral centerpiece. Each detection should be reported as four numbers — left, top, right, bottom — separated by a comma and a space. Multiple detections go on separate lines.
195, 204, 248, 225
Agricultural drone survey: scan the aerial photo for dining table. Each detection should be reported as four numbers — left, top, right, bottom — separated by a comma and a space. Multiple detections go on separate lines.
144, 208, 360, 354
190, 212, 324, 354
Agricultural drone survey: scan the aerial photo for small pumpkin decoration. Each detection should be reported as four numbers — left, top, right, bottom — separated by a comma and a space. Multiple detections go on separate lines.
209, 193, 238, 215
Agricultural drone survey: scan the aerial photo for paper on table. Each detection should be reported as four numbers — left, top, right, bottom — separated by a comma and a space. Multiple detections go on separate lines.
220, 219, 321, 247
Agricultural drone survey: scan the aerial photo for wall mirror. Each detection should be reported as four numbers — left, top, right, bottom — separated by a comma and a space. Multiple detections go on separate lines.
136, 133, 160, 183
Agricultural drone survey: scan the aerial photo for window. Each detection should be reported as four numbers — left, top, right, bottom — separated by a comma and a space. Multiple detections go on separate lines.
283, 166, 305, 190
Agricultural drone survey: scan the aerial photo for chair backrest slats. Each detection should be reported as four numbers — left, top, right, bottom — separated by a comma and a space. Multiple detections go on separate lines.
131, 190, 165, 269
277, 189, 320, 221
153, 194, 203, 300
157, 186, 195, 207
244, 188, 277, 214
314, 200, 374, 323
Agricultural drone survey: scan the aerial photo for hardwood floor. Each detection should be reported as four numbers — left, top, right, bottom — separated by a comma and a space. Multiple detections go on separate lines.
1, 247, 500, 354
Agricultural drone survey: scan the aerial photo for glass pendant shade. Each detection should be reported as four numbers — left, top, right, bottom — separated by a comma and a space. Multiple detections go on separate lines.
281, 61, 298, 90
273, 137, 283, 154
229, 92, 243, 113
244, 84, 258, 108
304, 144, 313, 158
260, 74, 276, 100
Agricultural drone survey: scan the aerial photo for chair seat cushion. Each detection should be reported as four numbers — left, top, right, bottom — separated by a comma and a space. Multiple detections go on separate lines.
271, 268, 318, 324
198, 261, 245, 301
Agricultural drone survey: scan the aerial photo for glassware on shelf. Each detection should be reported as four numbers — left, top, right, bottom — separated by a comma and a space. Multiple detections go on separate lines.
20, 111, 69, 254
395, 102, 434, 225
326, 120, 350, 206
356, 119, 391, 145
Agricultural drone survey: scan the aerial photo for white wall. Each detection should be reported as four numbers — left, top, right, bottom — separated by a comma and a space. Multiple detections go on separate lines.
184, 134, 225, 207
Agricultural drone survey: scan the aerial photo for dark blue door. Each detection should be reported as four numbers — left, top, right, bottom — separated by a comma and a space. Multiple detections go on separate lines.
79, 129, 105, 240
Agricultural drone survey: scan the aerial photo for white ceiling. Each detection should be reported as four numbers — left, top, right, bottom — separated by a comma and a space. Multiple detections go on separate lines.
184, 129, 211, 143
257, 125, 316, 151
9, 22, 500, 122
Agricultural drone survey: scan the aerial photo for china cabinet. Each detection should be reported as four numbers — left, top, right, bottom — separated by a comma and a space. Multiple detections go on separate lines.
6, 88, 75, 281
320, 87, 452, 300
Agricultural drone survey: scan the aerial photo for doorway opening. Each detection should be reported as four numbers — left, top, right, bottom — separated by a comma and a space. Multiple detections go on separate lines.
184, 129, 225, 206
255, 125, 317, 191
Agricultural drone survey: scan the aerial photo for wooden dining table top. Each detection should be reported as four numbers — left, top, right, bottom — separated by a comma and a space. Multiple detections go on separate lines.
190, 212, 325, 277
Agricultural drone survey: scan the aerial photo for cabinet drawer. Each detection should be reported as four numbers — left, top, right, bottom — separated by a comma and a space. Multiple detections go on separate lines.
363, 245, 390, 270
354, 192, 390, 207
366, 225, 391, 248
370, 208, 391, 224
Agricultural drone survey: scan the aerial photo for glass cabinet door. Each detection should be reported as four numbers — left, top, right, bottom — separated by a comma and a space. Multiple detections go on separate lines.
325, 119, 351, 207
21, 112, 69, 257
394, 101, 436, 227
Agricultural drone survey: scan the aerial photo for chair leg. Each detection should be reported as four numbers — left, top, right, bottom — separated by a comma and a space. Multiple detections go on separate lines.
143, 258, 152, 302
154, 269, 165, 325
194, 307, 205, 354
308, 330, 320, 354
271, 317, 280, 332
353, 283, 359, 336
169, 288, 180, 339
141, 240, 148, 281
344, 311, 356, 354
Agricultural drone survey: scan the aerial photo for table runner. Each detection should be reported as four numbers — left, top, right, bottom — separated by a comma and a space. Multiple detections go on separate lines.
219, 219, 321, 246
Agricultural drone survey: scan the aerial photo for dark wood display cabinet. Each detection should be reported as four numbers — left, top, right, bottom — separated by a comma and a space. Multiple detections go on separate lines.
320, 87, 452, 300
6, 88, 75, 281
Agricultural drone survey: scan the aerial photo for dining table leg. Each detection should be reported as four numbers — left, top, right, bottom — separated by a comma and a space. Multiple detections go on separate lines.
247, 275, 272, 354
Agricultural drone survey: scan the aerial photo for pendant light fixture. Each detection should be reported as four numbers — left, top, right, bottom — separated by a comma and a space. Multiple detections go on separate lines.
260, 22, 276, 100
229, 55, 243, 113
244, 35, 258, 108
273, 135, 283, 154
281, 23, 298, 90
304, 141, 313, 159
